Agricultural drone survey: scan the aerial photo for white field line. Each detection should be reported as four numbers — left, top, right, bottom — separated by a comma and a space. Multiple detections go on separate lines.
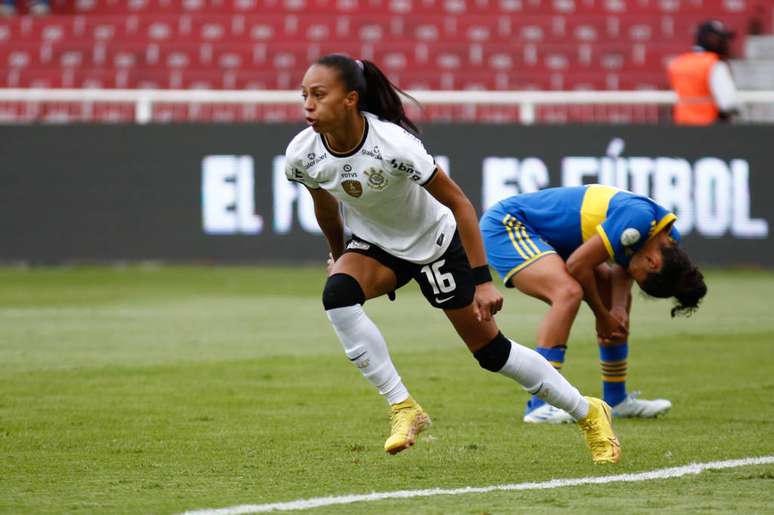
182, 455, 774, 515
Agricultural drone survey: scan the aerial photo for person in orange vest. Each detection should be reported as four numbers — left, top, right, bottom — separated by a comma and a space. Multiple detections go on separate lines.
668, 20, 740, 125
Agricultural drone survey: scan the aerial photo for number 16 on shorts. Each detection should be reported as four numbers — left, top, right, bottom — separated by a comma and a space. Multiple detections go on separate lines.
421, 260, 458, 305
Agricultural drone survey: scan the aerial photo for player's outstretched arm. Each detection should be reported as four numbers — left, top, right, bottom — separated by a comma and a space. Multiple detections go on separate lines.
307, 187, 345, 261
424, 167, 503, 321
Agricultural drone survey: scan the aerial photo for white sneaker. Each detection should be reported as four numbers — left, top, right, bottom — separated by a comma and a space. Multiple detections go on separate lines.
611, 392, 672, 418
523, 403, 575, 424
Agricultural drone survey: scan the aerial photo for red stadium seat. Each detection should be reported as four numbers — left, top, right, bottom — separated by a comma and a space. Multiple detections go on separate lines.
2, 0, 769, 123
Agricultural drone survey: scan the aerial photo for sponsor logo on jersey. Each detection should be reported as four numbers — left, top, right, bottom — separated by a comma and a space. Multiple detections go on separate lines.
342, 180, 363, 197
340, 163, 357, 179
361, 145, 383, 160
389, 158, 422, 182
347, 240, 371, 251
364, 168, 388, 190
303, 152, 328, 168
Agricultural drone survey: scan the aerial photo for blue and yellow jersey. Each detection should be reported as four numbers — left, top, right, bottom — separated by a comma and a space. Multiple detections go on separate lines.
482, 185, 680, 270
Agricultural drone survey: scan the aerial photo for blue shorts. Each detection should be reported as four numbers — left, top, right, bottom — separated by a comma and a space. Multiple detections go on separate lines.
480, 208, 556, 287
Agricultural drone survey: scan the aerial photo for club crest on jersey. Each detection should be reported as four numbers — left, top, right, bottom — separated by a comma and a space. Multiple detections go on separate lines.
342, 180, 363, 197
364, 168, 388, 191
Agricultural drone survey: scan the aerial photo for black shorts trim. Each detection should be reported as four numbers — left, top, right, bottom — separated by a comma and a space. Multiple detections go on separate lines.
343, 231, 475, 309
343, 237, 414, 291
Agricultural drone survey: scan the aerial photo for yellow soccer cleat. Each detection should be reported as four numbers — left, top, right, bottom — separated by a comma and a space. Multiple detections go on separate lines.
384, 397, 431, 455
577, 396, 621, 464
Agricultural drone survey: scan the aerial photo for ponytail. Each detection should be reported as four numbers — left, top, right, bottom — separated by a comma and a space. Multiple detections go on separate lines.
315, 54, 420, 135
359, 60, 420, 135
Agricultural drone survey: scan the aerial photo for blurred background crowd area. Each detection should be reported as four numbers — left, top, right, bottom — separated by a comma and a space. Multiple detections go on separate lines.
0, 0, 772, 123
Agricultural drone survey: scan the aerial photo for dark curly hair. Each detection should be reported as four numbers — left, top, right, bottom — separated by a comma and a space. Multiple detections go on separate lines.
639, 245, 707, 317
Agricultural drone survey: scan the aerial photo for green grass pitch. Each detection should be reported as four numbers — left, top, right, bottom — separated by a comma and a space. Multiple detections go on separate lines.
1, 266, 773, 514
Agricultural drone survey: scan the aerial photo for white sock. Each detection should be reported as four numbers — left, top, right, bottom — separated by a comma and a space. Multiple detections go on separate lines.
326, 305, 409, 405
499, 339, 589, 420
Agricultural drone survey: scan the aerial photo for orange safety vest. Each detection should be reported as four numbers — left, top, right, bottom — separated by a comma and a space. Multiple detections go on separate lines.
668, 52, 720, 125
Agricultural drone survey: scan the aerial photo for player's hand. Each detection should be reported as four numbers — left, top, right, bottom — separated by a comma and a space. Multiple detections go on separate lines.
610, 306, 630, 332
473, 282, 503, 322
596, 312, 628, 344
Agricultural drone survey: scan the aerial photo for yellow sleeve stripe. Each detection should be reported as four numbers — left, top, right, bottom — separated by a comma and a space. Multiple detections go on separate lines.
649, 213, 678, 239
596, 225, 615, 258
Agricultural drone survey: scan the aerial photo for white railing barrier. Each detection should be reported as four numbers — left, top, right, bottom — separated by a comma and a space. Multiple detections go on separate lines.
0, 89, 772, 124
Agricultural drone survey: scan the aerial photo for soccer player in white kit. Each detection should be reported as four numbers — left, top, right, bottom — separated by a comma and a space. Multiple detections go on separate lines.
284, 54, 621, 463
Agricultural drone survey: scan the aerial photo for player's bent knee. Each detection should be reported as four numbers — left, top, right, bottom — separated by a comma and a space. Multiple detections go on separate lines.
548, 280, 582, 307
558, 282, 583, 306
322, 273, 366, 310
473, 332, 512, 372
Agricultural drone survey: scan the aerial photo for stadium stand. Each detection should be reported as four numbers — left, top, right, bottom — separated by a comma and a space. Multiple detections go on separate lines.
0, 0, 771, 122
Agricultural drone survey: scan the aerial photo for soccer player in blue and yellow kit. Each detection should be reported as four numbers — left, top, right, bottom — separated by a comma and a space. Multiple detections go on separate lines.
480, 185, 707, 424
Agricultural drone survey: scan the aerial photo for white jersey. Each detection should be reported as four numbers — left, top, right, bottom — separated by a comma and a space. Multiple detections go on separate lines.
285, 112, 456, 264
